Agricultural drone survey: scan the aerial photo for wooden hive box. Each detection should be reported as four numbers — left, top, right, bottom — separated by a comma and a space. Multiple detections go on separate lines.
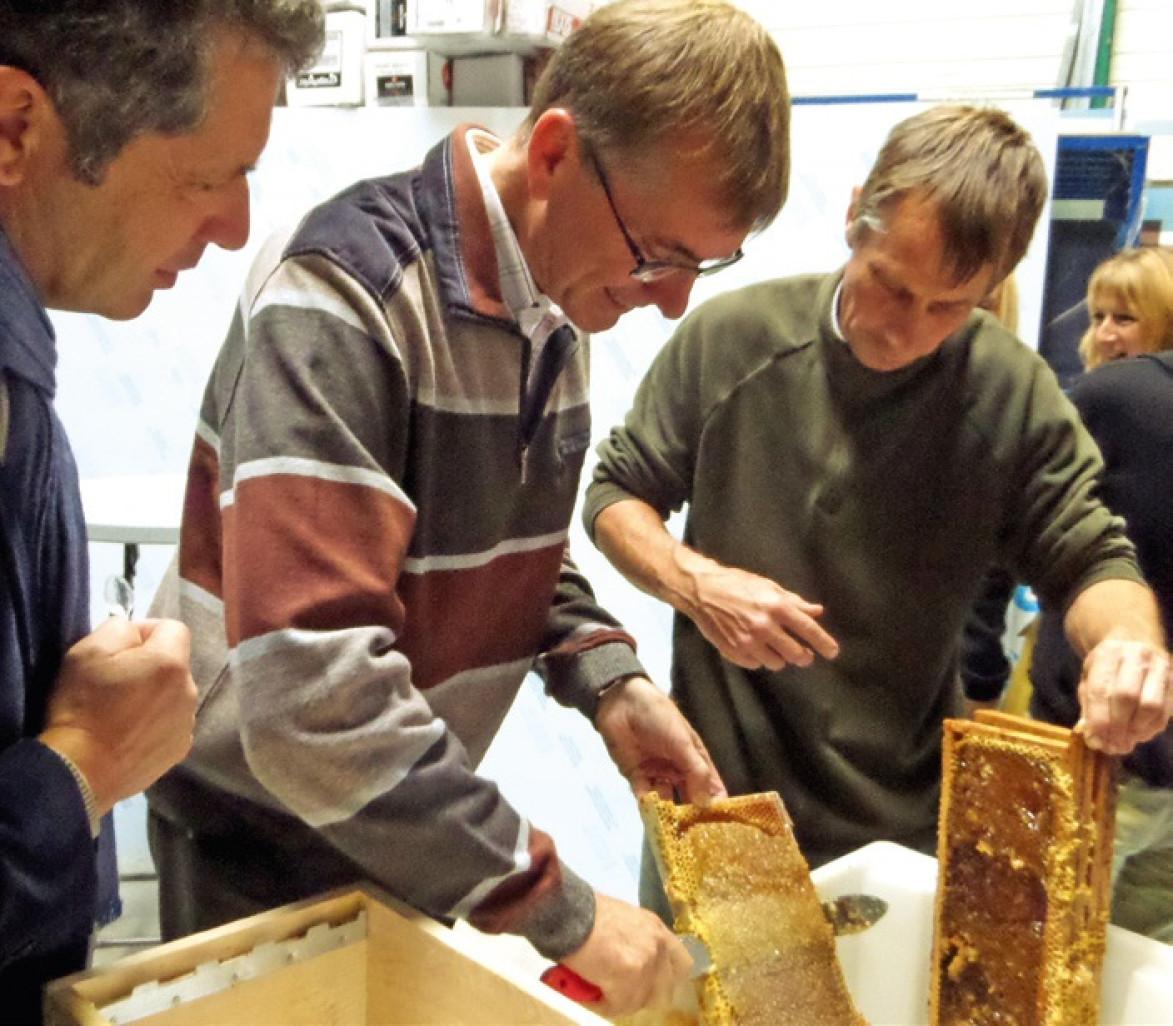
45, 885, 605, 1026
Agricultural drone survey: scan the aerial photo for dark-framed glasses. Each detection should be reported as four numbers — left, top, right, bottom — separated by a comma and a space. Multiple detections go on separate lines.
587, 151, 744, 283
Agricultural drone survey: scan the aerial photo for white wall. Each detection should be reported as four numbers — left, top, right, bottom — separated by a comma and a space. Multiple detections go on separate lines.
736, 0, 1075, 99
1114, 0, 1173, 127
732, 0, 1171, 138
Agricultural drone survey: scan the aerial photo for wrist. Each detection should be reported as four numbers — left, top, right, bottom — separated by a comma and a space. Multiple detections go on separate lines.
593, 674, 640, 724
51, 747, 101, 840
40, 727, 112, 830
664, 544, 714, 617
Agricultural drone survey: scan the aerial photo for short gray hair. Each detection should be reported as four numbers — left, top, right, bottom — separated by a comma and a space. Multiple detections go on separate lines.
0, 0, 324, 185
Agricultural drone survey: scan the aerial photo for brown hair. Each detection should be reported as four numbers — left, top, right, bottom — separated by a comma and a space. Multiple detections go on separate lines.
851, 105, 1047, 284
522, 0, 790, 233
1079, 247, 1173, 369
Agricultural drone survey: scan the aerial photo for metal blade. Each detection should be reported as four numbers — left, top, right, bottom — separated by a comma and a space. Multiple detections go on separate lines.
821, 893, 888, 935
679, 932, 712, 976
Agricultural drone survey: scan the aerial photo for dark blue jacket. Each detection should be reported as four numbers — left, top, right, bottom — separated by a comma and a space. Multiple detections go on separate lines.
0, 229, 116, 1022
1030, 353, 1173, 787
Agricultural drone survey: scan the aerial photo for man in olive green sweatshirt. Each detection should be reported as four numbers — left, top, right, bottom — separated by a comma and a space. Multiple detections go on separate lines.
584, 106, 1172, 898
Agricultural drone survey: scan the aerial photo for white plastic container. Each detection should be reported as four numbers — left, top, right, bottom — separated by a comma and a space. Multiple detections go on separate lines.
811, 841, 1173, 1025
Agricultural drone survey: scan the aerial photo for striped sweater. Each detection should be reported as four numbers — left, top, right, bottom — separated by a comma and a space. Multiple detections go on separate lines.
149, 127, 645, 958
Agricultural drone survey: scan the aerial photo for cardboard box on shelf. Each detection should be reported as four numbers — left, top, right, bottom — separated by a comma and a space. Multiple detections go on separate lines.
286, 5, 368, 107
449, 52, 527, 106
45, 885, 605, 1026
364, 48, 450, 106
408, 0, 598, 50
408, 0, 495, 36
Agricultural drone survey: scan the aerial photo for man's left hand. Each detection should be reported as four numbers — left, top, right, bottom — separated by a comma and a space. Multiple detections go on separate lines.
594, 676, 726, 806
1077, 639, 1172, 754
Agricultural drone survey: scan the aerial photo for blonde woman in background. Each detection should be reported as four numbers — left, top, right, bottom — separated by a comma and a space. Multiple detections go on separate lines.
1079, 246, 1173, 368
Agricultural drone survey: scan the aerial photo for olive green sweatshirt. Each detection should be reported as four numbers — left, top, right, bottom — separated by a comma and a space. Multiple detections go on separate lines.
585, 271, 1141, 866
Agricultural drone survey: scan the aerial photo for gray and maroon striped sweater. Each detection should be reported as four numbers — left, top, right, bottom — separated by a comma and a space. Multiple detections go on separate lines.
149, 127, 646, 959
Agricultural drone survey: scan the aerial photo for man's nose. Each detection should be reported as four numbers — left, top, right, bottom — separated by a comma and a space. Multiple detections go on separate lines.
206, 178, 252, 252
888, 307, 938, 357
646, 274, 694, 320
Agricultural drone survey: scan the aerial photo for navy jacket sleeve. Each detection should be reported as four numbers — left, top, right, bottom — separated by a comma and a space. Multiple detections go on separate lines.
0, 739, 96, 967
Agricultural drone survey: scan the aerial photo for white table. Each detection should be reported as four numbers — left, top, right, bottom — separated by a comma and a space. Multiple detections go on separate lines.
79, 474, 186, 586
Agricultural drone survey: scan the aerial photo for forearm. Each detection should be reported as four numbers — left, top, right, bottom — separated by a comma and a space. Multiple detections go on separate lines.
592, 499, 715, 620
1064, 578, 1166, 656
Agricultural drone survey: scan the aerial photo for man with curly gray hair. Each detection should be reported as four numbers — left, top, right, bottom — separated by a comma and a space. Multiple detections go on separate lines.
0, 2, 322, 1019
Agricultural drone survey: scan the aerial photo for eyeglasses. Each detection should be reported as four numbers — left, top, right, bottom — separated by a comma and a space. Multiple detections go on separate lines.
587, 151, 744, 283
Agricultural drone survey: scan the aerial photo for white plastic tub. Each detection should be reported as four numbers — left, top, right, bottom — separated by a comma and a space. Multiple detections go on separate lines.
812, 841, 1173, 1025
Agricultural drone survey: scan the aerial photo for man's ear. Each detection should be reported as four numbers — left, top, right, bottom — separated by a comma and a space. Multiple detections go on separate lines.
525, 108, 579, 202
0, 66, 49, 187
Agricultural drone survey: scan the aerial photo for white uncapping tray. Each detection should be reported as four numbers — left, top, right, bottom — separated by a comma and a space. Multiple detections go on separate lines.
812, 841, 1173, 1025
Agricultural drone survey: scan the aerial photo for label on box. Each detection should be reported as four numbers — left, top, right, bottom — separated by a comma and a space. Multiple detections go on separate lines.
375, 73, 415, 105
546, 1, 592, 41
288, 10, 366, 106
295, 28, 345, 89
364, 50, 438, 107
409, 0, 491, 34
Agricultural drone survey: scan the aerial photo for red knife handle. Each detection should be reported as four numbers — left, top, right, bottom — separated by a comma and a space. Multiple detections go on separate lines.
541, 964, 604, 1003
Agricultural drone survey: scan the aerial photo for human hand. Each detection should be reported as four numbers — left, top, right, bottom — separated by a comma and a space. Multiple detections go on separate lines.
1075, 638, 1171, 754
682, 561, 839, 670
559, 893, 693, 1016
595, 677, 725, 806
39, 616, 197, 814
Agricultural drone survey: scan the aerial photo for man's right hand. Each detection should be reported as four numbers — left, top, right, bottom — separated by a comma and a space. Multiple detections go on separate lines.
558, 892, 693, 1016
592, 499, 838, 672
682, 558, 839, 671
39, 616, 197, 815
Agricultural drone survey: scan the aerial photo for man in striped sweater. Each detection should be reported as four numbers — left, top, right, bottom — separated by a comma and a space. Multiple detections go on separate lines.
146, 0, 791, 1015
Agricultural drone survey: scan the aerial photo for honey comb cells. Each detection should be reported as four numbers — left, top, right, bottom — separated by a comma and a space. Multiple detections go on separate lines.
931, 711, 1117, 1026
640, 792, 865, 1026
